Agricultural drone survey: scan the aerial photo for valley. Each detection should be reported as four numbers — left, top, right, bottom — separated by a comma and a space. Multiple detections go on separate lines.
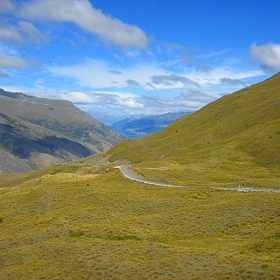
1, 1, 280, 279
109, 112, 190, 138
0, 73, 280, 279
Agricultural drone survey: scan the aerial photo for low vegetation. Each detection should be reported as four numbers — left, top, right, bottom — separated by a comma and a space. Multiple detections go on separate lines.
1, 74, 280, 279
1, 167, 279, 279
101, 72, 280, 188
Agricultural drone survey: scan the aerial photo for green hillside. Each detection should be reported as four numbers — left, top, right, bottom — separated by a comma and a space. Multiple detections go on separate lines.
101, 72, 280, 187
1, 167, 279, 279
0, 74, 280, 279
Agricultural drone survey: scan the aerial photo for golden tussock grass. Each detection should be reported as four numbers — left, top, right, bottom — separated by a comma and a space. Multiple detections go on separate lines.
0, 169, 279, 279
1, 73, 280, 279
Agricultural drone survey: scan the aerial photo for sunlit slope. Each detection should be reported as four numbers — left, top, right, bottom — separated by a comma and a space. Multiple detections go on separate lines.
1, 169, 280, 279
1, 74, 280, 279
104, 73, 280, 186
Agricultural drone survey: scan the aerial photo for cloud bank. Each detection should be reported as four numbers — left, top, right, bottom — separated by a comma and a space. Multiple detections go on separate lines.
249, 43, 280, 72
0, 19, 47, 43
0, 0, 274, 116
220, 77, 245, 85
150, 74, 198, 87
1, 0, 148, 48
0, 54, 36, 68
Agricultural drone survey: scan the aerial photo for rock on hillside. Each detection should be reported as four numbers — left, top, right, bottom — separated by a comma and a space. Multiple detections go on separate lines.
0, 89, 125, 172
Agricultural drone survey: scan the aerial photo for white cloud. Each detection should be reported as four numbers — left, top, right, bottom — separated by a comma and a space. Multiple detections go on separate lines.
0, 20, 25, 43
126, 79, 139, 86
150, 74, 198, 87
220, 77, 245, 85
195, 64, 213, 72
18, 21, 48, 43
180, 53, 196, 62
48, 60, 110, 88
33, 88, 145, 110
109, 70, 122, 75
180, 89, 214, 103
12, 0, 148, 48
65, 91, 145, 110
46, 56, 266, 98
200, 49, 230, 59
249, 43, 280, 72
0, 20, 47, 43
140, 95, 204, 113
117, 98, 144, 109
0, 0, 14, 13
0, 70, 10, 78
0, 53, 37, 68
47, 59, 166, 89
187, 67, 263, 86
61, 91, 100, 104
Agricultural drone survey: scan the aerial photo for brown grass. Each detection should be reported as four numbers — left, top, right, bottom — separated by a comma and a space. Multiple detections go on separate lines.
1, 73, 280, 279
94, 73, 280, 188
0, 169, 279, 279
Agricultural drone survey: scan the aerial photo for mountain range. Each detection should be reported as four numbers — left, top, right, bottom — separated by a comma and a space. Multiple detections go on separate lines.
110, 112, 190, 138
0, 89, 124, 173
88, 111, 192, 138
86, 111, 138, 126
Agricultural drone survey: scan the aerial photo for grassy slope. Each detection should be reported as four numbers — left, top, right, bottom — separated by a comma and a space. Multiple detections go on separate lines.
102, 73, 280, 187
0, 167, 279, 279
1, 74, 280, 279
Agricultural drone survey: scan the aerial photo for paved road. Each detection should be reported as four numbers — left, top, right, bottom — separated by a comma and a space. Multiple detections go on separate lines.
117, 165, 182, 187
117, 165, 280, 193
212, 186, 280, 193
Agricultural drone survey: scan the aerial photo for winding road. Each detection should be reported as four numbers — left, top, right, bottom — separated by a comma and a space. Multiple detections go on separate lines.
117, 165, 280, 193
117, 165, 182, 187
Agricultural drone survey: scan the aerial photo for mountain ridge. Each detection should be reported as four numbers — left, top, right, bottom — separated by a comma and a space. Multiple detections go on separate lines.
110, 111, 191, 138
0, 89, 125, 172
96, 72, 280, 187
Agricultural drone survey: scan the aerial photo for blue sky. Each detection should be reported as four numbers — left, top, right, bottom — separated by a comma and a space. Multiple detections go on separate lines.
0, 0, 280, 116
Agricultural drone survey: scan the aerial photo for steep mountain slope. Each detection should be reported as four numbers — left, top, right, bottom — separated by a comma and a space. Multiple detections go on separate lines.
110, 112, 190, 138
0, 89, 124, 172
101, 72, 280, 187
1, 75, 280, 279
0, 150, 32, 173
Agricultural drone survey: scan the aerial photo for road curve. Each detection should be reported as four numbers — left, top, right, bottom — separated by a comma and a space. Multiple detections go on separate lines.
116, 165, 280, 193
116, 165, 182, 187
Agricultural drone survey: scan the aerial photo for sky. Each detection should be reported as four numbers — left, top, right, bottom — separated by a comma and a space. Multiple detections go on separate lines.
0, 0, 280, 117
